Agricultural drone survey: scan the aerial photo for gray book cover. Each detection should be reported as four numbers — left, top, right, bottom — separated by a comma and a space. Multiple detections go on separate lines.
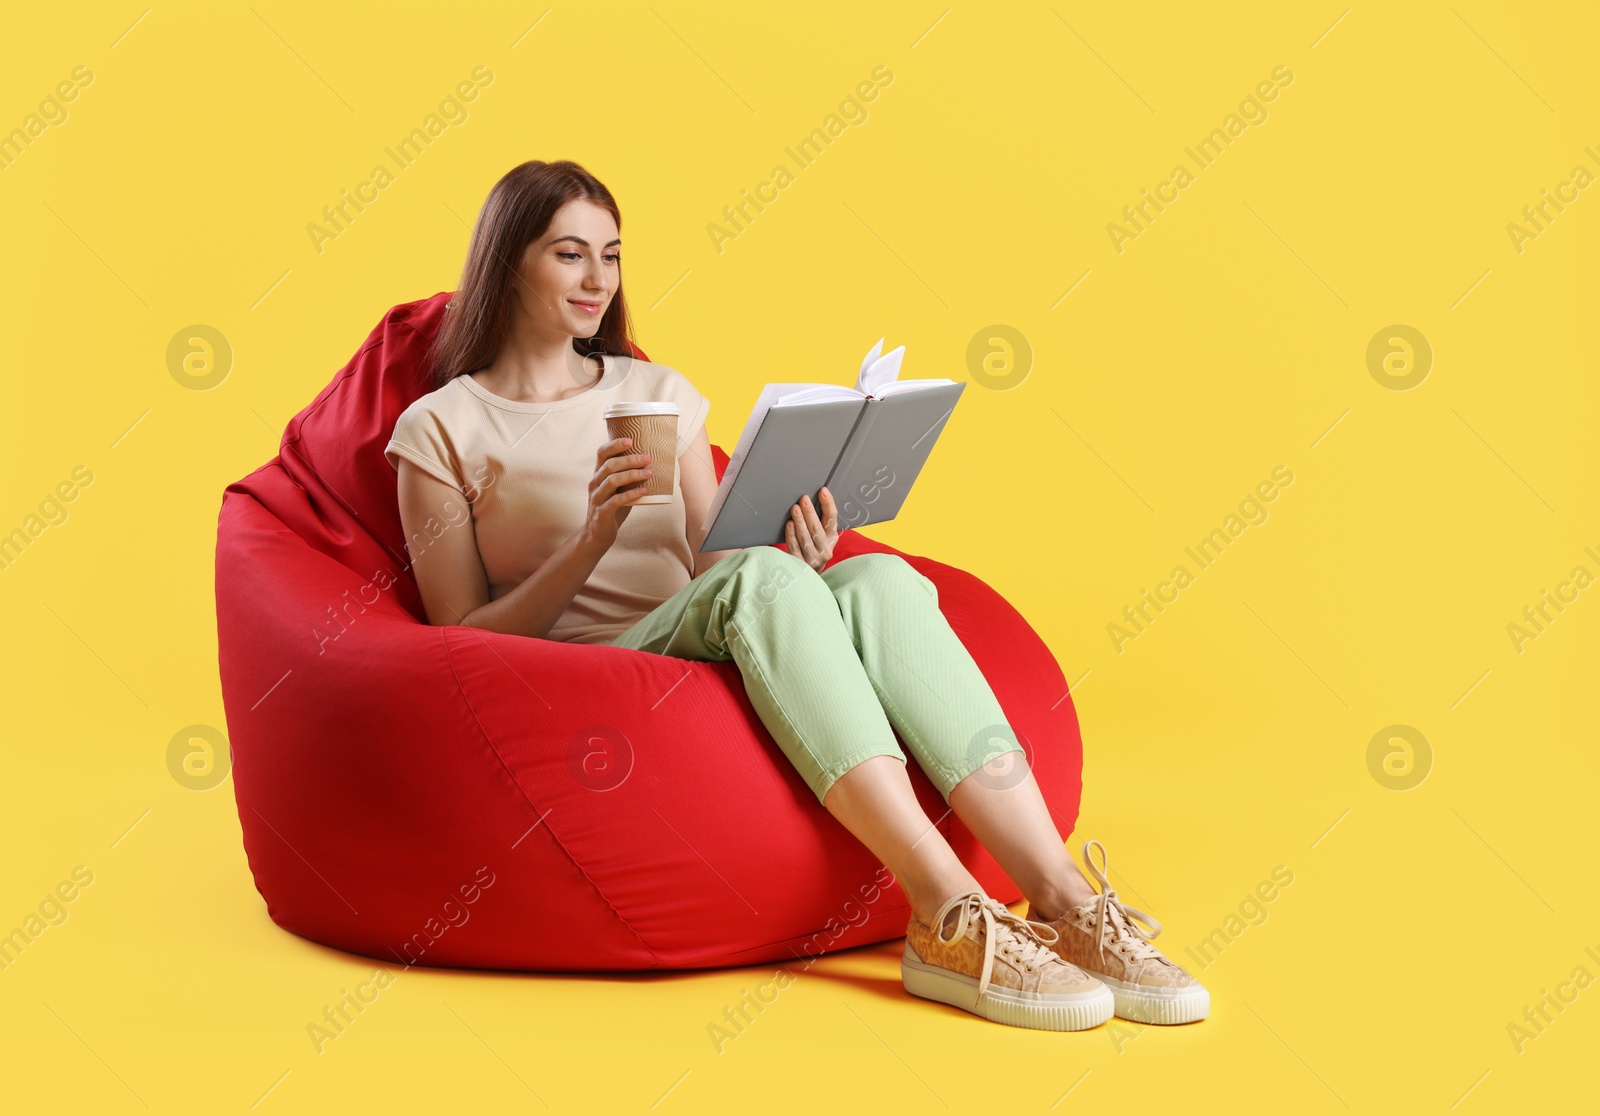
699, 340, 966, 551
827, 382, 965, 530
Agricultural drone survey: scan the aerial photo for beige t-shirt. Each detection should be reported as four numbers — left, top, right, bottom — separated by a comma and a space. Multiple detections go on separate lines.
384, 352, 711, 645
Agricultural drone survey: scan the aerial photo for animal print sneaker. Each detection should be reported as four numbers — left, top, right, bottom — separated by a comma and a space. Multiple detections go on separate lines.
901, 890, 1114, 1031
1036, 841, 1210, 1024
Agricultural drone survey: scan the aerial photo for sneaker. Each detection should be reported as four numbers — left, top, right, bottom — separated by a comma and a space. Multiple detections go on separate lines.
1035, 840, 1209, 1025
901, 890, 1114, 1031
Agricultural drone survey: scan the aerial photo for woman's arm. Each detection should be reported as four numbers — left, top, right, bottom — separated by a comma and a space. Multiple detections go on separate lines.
680, 422, 742, 578
395, 459, 608, 638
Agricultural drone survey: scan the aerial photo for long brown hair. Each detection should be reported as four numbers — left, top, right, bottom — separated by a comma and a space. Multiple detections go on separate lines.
428, 159, 637, 390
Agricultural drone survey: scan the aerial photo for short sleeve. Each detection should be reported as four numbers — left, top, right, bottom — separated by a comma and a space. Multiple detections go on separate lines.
663, 367, 710, 459
385, 399, 465, 495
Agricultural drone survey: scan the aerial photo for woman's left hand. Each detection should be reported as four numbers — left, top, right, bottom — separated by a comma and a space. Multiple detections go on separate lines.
786, 486, 842, 572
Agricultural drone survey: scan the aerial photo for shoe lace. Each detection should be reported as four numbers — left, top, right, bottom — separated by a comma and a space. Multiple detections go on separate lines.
1081, 840, 1168, 968
933, 891, 1063, 1001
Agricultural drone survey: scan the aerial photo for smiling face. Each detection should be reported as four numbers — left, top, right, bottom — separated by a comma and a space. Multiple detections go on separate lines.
513, 197, 621, 343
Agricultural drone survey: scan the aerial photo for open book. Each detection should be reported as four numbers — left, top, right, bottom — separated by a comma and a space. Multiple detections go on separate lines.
698, 339, 966, 552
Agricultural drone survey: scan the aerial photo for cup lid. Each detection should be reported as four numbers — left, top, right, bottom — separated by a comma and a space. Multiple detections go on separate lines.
604, 402, 680, 418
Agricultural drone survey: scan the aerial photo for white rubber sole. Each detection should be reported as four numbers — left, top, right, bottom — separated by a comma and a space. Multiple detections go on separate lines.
1093, 971, 1210, 1024
901, 942, 1115, 1031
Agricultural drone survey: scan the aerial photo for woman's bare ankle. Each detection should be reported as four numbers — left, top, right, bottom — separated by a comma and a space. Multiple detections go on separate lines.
905, 871, 985, 927
1026, 870, 1097, 923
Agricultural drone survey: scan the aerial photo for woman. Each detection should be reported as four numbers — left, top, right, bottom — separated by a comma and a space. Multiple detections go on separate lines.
384, 159, 1208, 1031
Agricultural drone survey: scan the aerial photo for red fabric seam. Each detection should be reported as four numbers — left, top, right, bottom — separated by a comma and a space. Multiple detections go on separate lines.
438, 624, 668, 969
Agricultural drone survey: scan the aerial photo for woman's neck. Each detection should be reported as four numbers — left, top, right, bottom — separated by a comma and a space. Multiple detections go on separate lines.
474, 325, 602, 403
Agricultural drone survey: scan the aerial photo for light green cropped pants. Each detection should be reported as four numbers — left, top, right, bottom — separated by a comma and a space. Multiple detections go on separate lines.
610, 546, 1025, 806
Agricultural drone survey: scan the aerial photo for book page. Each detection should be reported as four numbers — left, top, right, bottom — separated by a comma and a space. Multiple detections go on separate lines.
858, 337, 884, 387
857, 342, 906, 396
776, 385, 862, 406
873, 378, 956, 397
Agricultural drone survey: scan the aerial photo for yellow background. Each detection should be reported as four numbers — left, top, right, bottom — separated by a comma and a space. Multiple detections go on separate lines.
2, 1, 1594, 1111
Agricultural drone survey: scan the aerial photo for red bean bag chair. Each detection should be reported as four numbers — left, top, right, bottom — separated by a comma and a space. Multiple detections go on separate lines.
214, 291, 1084, 971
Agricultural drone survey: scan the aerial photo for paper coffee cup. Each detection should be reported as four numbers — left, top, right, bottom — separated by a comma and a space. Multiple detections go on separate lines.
603, 402, 679, 505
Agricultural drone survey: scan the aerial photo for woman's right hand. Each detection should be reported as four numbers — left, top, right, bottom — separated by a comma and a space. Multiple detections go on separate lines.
583, 435, 654, 551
